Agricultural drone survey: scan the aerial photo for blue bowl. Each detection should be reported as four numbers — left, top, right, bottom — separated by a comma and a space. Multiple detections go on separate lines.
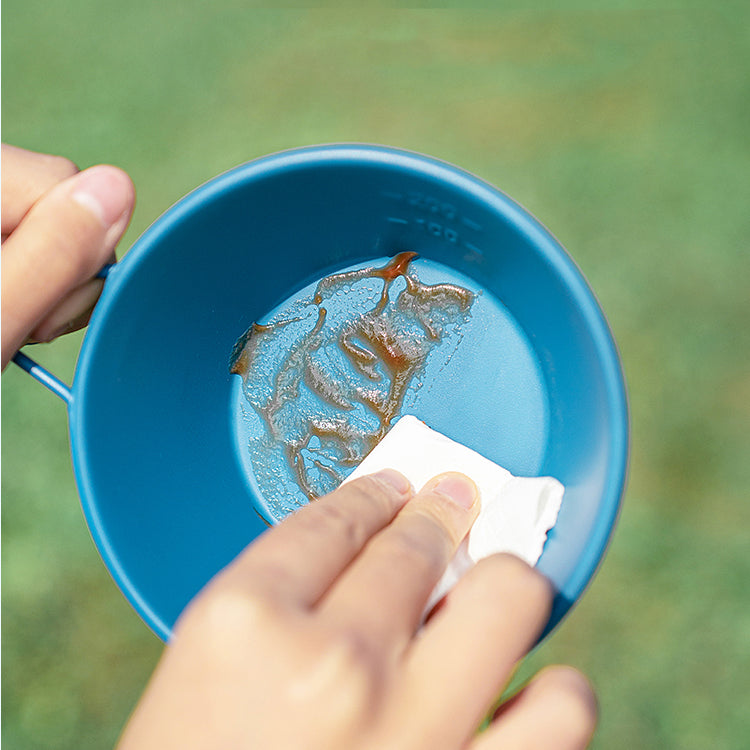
55, 145, 627, 640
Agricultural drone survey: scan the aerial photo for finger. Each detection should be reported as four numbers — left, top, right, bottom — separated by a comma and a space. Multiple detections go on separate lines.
317, 472, 480, 655
219, 470, 412, 608
470, 666, 597, 750
1, 144, 79, 234
399, 554, 552, 745
27, 249, 117, 343
1, 165, 134, 367
27, 278, 104, 342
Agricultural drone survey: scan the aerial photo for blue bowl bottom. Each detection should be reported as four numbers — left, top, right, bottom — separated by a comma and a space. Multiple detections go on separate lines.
231, 255, 549, 523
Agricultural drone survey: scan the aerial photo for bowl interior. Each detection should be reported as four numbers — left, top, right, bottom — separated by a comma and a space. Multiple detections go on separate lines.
71, 146, 628, 640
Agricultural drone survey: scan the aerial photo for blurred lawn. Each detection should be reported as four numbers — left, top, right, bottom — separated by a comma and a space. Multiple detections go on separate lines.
2, 2, 749, 748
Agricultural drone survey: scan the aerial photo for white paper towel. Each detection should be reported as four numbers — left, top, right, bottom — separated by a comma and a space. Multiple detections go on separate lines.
344, 415, 563, 614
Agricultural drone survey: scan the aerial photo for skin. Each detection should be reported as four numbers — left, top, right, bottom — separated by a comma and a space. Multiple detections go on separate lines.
1, 143, 135, 368
2, 144, 597, 750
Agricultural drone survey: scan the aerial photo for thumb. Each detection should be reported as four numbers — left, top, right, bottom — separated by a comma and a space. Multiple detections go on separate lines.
1, 165, 135, 368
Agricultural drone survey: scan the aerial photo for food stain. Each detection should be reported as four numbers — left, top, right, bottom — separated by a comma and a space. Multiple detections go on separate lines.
230, 252, 475, 506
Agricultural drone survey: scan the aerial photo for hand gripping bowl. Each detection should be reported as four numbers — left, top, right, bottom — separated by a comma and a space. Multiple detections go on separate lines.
16, 145, 629, 642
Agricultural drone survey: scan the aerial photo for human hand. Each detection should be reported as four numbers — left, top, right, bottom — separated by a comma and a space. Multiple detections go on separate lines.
1, 144, 135, 369
117, 471, 596, 750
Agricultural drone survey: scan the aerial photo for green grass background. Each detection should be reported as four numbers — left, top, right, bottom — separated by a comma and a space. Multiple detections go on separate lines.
2, 2, 749, 748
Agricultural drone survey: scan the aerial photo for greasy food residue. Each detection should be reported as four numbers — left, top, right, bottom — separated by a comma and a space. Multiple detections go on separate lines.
230, 252, 475, 508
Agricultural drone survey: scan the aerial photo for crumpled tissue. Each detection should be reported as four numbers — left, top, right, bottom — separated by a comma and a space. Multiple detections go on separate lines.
344, 415, 563, 614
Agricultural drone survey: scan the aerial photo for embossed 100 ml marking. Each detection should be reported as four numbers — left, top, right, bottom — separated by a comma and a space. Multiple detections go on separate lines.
413, 217, 458, 243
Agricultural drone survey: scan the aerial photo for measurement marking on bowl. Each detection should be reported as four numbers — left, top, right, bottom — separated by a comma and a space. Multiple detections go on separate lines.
460, 216, 483, 232
406, 191, 457, 221
383, 189, 483, 238
463, 242, 484, 257
414, 217, 459, 244
230, 252, 475, 510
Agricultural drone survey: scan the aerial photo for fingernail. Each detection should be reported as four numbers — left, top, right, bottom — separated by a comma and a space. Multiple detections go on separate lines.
430, 473, 478, 510
371, 468, 412, 496
71, 166, 130, 227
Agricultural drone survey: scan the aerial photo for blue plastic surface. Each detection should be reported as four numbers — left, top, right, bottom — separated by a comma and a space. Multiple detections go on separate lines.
63, 144, 628, 641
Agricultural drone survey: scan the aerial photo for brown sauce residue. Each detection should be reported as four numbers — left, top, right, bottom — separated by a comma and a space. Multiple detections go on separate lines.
231, 252, 475, 504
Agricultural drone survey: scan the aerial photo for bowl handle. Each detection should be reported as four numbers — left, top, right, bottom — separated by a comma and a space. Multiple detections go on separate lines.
12, 351, 73, 405
9, 262, 117, 406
